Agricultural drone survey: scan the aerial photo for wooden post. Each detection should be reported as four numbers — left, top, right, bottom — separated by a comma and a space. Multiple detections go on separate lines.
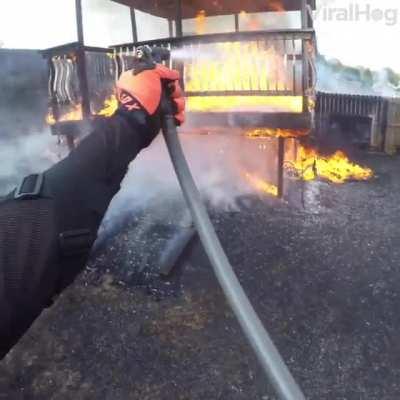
130, 8, 138, 42
277, 137, 285, 198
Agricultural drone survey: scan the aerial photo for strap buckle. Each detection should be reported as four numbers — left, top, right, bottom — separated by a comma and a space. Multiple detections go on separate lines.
14, 174, 44, 200
59, 229, 94, 257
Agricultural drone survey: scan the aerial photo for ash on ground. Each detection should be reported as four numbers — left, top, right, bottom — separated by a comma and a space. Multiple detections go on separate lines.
1, 153, 400, 400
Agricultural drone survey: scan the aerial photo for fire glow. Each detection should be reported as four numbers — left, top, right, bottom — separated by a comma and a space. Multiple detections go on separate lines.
187, 96, 303, 113
45, 95, 118, 125
184, 40, 300, 113
242, 129, 374, 196
185, 42, 289, 92
293, 146, 374, 184
46, 104, 83, 126
246, 128, 308, 139
243, 172, 278, 197
96, 94, 118, 117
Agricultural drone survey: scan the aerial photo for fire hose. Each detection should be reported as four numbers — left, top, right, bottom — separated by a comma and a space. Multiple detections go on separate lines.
140, 46, 306, 400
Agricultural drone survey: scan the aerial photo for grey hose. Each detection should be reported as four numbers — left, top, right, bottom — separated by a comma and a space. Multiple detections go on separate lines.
161, 115, 306, 400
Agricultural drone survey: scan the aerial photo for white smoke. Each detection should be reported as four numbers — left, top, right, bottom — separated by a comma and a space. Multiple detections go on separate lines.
0, 131, 60, 196
101, 131, 279, 230
317, 56, 400, 97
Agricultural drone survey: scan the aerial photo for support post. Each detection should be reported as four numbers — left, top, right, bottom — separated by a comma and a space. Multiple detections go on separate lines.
75, 0, 84, 44
301, 0, 309, 114
76, 49, 91, 119
48, 58, 60, 124
130, 8, 138, 42
74, 0, 90, 118
176, 0, 183, 37
173, 0, 184, 90
277, 137, 285, 198
168, 19, 174, 37
234, 14, 239, 32
301, 0, 308, 29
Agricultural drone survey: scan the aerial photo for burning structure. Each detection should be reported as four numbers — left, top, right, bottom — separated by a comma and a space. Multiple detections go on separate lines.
41, 0, 379, 198
3, 4, 400, 399
44, 0, 316, 128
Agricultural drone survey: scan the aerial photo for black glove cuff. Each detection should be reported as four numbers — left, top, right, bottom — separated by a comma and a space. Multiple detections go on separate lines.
116, 106, 161, 149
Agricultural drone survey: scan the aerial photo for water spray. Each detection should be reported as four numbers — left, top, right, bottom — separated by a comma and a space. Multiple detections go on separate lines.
134, 45, 306, 400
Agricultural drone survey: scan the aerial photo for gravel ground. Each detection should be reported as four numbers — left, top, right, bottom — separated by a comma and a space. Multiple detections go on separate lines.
1, 152, 400, 400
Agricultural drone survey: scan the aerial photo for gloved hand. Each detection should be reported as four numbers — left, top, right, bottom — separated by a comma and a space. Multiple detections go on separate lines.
116, 64, 185, 147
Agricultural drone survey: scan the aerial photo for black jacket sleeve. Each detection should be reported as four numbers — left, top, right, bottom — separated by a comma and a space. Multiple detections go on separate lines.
0, 109, 159, 359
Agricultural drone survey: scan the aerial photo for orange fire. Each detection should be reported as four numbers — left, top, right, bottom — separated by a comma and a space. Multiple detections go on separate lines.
269, 0, 285, 12
187, 96, 303, 113
195, 10, 207, 34
184, 40, 299, 113
46, 104, 83, 125
185, 41, 288, 93
96, 94, 118, 117
293, 146, 374, 184
243, 172, 278, 197
239, 11, 262, 31
246, 128, 308, 139
242, 128, 374, 196
46, 95, 119, 125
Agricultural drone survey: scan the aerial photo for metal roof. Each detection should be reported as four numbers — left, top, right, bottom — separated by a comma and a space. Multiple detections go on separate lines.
111, 0, 316, 19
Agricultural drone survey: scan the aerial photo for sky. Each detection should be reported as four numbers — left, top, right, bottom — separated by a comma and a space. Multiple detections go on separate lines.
0, 0, 399, 72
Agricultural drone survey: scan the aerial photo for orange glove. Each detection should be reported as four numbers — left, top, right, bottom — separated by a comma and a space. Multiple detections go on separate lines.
116, 65, 185, 125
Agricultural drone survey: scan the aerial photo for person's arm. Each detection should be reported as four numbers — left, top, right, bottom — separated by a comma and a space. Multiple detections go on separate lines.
0, 65, 185, 359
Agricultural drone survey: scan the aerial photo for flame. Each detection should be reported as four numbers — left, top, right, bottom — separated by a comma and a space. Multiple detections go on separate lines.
243, 172, 278, 197
239, 11, 262, 31
45, 94, 118, 126
242, 129, 374, 197
185, 41, 290, 93
45, 104, 83, 125
96, 94, 118, 117
246, 128, 308, 139
293, 146, 374, 184
187, 96, 302, 113
184, 41, 298, 112
195, 10, 206, 34
45, 112, 56, 125
269, 0, 285, 12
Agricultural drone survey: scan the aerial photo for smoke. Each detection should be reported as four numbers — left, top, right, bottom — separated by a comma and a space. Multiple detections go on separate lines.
99, 130, 279, 238
0, 131, 59, 196
0, 49, 56, 196
317, 55, 400, 97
